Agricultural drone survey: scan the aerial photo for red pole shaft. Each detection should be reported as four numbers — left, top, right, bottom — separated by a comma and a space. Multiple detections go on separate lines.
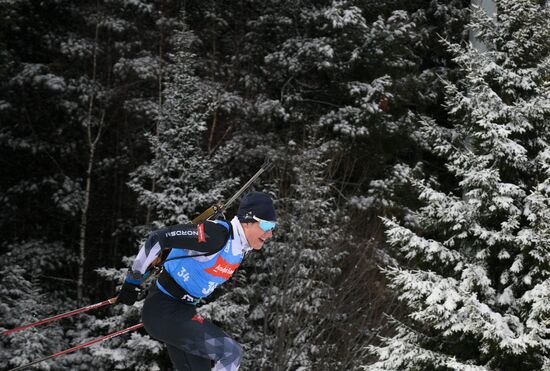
8, 323, 144, 371
2, 297, 117, 336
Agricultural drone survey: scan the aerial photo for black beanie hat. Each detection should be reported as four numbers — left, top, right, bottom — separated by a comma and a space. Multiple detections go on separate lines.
237, 191, 277, 222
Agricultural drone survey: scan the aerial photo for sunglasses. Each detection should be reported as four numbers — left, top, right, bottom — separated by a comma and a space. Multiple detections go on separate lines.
252, 216, 277, 232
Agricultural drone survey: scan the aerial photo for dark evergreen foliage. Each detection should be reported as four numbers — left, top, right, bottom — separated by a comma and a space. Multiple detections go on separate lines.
8, 0, 543, 370
370, 1, 550, 369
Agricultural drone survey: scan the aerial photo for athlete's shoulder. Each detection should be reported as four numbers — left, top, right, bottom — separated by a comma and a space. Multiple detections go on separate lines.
204, 219, 232, 239
160, 220, 230, 253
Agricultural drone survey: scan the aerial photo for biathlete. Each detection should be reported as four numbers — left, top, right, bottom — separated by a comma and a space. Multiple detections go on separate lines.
117, 191, 277, 371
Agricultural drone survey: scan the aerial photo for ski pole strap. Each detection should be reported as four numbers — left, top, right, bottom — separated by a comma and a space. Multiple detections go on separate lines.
8, 323, 144, 371
157, 270, 201, 305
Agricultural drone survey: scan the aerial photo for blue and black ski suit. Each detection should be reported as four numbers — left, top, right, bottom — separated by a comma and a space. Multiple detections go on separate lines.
125, 216, 251, 371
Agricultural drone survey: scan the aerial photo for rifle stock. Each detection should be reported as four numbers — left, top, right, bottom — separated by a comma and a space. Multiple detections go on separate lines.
191, 203, 225, 224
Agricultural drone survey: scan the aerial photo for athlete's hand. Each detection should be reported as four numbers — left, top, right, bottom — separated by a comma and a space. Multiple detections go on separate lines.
117, 281, 141, 305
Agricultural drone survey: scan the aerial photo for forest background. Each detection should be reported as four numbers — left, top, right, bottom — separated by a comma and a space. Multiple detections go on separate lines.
1, 0, 550, 370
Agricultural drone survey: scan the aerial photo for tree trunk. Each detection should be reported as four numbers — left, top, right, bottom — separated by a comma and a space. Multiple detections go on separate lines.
77, 20, 103, 303
77, 145, 95, 303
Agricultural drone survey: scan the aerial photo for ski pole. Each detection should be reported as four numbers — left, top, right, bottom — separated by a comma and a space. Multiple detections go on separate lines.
2, 297, 117, 336
7, 322, 144, 371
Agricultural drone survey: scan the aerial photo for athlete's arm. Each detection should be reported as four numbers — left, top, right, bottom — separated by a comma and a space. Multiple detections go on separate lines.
158, 221, 230, 253
126, 221, 230, 283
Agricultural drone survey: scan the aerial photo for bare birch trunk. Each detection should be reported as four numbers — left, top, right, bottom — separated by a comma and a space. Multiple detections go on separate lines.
77, 146, 95, 303
77, 20, 103, 303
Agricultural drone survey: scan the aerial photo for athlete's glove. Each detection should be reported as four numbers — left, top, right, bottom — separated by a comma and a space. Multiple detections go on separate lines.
117, 281, 141, 305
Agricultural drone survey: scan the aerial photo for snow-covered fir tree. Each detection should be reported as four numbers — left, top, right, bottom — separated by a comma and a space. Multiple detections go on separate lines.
202, 133, 348, 370
180, 1, 470, 366
0, 266, 66, 370
256, 138, 345, 370
370, 1, 550, 369
0, 1, 188, 369
81, 262, 167, 371
91, 15, 239, 370
6, 0, 543, 369
0, 0, 185, 301
336, 0, 469, 219
128, 18, 237, 226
